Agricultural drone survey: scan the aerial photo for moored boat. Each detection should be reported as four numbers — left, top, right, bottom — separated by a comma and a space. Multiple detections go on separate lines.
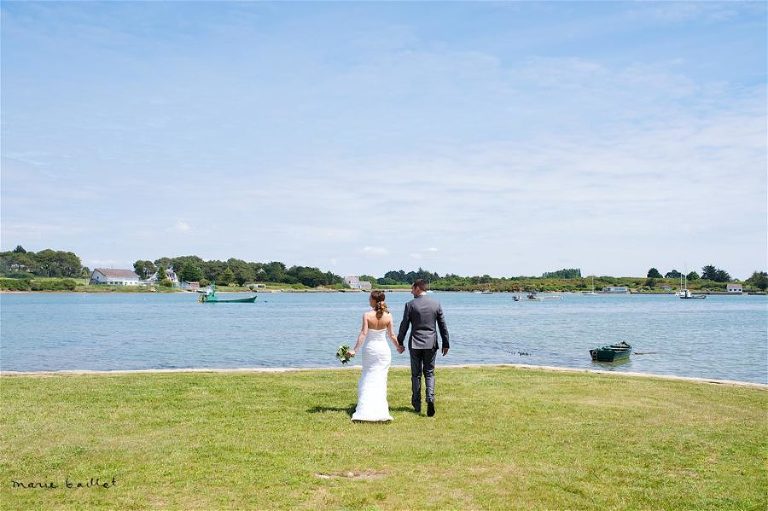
199, 283, 257, 303
590, 341, 632, 362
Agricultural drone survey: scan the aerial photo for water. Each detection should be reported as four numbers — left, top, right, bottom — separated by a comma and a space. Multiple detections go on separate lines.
1, 292, 766, 383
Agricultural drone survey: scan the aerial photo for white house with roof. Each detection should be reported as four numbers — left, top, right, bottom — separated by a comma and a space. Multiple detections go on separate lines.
148, 267, 180, 287
602, 286, 630, 293
90, 268, 141, 286
344, 276, 372, 291
727, 283, 742, 294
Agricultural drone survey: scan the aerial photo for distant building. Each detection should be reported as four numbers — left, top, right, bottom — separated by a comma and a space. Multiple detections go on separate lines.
90, 268, 141, 286
727, 283, 742, 294
181, 281, 200, 291
602, 286, 629, 294
344, 276, 372, 291
148, 267, 180, 287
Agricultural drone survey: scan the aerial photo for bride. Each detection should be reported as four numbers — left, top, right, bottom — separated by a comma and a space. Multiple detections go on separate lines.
348, 290, 404, 422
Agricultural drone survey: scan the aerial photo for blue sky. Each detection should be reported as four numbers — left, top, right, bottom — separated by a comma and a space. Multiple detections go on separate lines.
2, 1, 766, 278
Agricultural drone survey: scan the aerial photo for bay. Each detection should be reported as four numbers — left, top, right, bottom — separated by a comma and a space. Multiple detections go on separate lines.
0, 292, 765, 383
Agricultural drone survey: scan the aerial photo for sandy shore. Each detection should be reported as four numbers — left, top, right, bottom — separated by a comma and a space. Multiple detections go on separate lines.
2, 363, 765, 389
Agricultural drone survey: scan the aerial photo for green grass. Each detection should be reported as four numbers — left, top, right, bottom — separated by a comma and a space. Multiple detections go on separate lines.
1, 367, 765, 510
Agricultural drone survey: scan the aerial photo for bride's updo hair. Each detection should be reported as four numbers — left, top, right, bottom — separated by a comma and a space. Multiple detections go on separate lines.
370, 290, 389, 319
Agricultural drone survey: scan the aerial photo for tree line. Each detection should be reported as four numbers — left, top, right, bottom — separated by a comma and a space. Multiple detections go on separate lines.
2, 246, 765, 291
0, 246, 85, 278
133, 256, 343, 288
646, 265, 735, 283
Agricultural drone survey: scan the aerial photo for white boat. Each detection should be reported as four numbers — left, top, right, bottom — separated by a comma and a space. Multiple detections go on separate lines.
582, 276, 598, 295
677, 274, 706, 299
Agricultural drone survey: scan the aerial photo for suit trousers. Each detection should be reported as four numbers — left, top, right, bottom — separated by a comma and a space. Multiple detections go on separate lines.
410, 347, 438, 406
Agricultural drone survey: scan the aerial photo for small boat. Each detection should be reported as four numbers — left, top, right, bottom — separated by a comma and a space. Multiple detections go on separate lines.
677, 288, 706, 299
590, 341, 632, 362
582, 276, 598, 295
199, 283, 257, 303
676, 274, 706, 299
513, 295, 521, 301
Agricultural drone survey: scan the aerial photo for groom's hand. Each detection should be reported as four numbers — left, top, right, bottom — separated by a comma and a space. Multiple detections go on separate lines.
397, 345, 405, 354
442, 347, 449, 356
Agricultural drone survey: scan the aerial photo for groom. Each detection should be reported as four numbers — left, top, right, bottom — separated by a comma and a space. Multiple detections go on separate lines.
397, 279, 449, 417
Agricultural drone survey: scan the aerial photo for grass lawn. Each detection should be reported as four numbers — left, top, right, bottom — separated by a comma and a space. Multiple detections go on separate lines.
1, 367, 765, 510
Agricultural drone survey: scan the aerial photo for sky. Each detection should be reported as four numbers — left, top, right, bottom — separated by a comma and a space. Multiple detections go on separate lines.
1, 1, 766, 279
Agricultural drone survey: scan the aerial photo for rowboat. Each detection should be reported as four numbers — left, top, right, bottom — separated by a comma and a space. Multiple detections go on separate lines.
198, 283, 257, 303
590, 341, 632, 362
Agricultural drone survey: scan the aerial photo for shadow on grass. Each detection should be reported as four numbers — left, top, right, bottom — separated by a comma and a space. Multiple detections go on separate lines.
306, 405, 421, 418
307, 404, 356, 416
390, 406, 422, 415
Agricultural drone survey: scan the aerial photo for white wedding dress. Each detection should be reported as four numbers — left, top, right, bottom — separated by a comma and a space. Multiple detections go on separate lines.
352, 328, 394, 422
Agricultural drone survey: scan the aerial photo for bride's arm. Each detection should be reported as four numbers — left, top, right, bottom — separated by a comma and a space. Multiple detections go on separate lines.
348, 314, 368, 357
387, 316, 404, 352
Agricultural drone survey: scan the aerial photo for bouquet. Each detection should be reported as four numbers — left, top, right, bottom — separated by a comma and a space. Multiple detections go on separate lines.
336, 345, 353, 365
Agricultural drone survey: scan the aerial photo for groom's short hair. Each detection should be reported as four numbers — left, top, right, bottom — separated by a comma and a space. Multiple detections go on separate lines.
412, 279, 428, 292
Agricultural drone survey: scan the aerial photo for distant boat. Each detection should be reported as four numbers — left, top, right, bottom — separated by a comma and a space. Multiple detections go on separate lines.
676, 274, 706, 299
513, 295, 521, 301
582, 276, 598, 295
199, 283, 257, 304
590, 341, 632, 362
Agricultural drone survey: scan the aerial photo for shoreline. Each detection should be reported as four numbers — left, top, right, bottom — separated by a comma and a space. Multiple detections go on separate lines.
2, 362, 766, 389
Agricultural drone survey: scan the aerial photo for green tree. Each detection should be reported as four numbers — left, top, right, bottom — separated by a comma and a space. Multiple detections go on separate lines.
665, 269, 682, 279
542, 268, 582, 279
227, 258, 255, 286
133, 260, 156, 280
13, 245, 26, 253
156, 265, 168, 284
262, 261, 287, 282
701, 265, 718, 281
687, 271, 700, 281
34, 249, 82, 277
178, 262, 204, 282
714, 269, 731, 282
219, 268, 236, 286
647, 268, 663, 279
745, 271, 768, 291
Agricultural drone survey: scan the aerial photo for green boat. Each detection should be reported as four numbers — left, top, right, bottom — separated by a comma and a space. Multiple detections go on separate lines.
198, 283, 257, 304
590, 341, 632, 362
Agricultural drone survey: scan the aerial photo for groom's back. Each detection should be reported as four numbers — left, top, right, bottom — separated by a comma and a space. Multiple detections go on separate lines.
401, 295, 448, 350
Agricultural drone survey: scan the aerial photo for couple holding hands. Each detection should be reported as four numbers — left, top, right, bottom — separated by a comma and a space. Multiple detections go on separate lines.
347, 279, 449, 421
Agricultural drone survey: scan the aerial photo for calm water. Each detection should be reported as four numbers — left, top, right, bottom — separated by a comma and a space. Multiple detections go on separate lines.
1, 292, 766, 383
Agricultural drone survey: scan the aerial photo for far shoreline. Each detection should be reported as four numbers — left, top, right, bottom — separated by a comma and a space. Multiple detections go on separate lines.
2, 363, 766, 389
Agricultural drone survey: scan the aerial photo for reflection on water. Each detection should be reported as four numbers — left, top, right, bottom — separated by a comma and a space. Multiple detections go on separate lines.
1, 292, 766, 383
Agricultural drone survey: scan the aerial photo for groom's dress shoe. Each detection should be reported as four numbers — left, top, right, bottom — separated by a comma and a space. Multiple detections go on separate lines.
427, 402, 435, 417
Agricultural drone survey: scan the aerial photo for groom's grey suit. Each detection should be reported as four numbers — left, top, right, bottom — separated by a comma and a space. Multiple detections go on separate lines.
397, 294, 449, 409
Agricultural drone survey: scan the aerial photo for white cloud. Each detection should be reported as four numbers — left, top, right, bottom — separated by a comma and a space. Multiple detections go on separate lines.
174, 221, 191, 233
361, 246, 389, 257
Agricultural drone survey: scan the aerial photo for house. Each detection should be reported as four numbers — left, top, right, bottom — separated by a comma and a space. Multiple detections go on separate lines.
727, 283, 743, 294
344, 276, 372, 291
602, 286, 629, 294
90, 268, 141, 286
148, 267, 180, 287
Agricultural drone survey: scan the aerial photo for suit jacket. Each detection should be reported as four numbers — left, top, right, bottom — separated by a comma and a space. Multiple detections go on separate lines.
397, 294, 449, 350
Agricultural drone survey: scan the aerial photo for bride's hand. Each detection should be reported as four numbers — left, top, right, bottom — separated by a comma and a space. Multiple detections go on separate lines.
348, 350, 356, 357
